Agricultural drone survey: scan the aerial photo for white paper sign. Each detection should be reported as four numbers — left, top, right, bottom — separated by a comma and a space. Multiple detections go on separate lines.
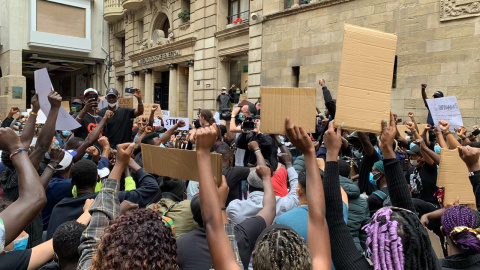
154, 118, 162, 127
164, 117, 189, 130
426, 96, 463, 132
214, 112, 221, 125
34, 68, 81, 131
162, 110, 170, 118
36, 110, 47, 124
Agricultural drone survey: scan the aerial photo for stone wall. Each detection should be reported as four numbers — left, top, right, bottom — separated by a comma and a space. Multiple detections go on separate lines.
261, 0, 480, 127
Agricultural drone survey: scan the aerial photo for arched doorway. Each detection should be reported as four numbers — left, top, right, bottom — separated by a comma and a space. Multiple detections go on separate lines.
151, 12, 170, 40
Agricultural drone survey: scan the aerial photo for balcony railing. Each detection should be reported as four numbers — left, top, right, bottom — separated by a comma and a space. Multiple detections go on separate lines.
227, 10, 250, 24
104, 0, 124, 22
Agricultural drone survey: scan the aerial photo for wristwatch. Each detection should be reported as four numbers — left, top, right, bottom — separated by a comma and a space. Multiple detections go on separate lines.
469, 171, 480, 177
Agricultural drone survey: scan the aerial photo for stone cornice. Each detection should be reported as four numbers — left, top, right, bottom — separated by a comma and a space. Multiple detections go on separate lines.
129, 37, 196, 62
215, 23, 249, 41
113, 59, 125, 67
263, 0, 355, 21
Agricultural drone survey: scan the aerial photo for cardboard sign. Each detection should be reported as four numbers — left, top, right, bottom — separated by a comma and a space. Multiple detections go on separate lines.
426, 96, 463, 132
138, 103, 163, 120
334, 24, 397, 133
118, 98, 134, 108
34, 68, 81, 131
141, 144, 222, 184
397, 124, 430, 139
164, 117, 190, 130
239, 94, 248, 104
61, 101, 70, 112
437, 149, 477, 205
260, 87, 316, 134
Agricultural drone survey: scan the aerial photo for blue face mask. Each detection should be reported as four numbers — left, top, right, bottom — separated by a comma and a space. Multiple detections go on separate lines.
16, 122, 21, 126
434, 145, 442, 154
369, 173, 376, 186
10, 234, 29, 252
238, 113, 245, 121
62, 130, 70, 137
83, 153, 89, 159
353, 150, 363, 158
54, 141, 60, 146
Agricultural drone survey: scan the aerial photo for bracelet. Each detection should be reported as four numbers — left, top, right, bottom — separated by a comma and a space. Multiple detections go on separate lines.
9, 148, 27, 160
138, 103, 143, 106
254, 149, 261, 154
231, 115, 236, 118
47, 163, 57, 171
30, 111, 38, 116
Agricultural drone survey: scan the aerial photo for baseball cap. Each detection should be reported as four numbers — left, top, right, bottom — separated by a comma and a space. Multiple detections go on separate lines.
222, 87, 227, 90
433, 91, 444, 98
57, 150, 73, 171
72, 99, 82, 104
106, 88, 119, 97
98, 167, 110, 179
83, 88, 98, 96
247, 170, 263, 189
406, 144, 422, 156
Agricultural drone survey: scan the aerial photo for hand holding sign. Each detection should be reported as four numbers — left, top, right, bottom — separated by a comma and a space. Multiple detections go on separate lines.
438, 120, 451, 133
196, 124, 218, 152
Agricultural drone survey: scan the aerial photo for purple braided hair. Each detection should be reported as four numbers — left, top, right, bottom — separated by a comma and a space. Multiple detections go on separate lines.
363, 208, 404, 270
441, 205, 480, 253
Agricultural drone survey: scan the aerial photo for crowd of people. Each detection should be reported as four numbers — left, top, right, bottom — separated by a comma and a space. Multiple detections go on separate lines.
0, 79, 480, 270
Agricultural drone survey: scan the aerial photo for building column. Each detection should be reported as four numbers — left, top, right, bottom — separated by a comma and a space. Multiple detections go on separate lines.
144, 69, 153, 104
167, 63, 177, 116
187, 60, 194, 119
0, 50, 27, 116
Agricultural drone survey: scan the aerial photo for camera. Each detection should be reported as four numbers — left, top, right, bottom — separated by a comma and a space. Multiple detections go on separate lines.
125, 87, 135, 94
241, 116, 257, 131
219, 108, 232, 121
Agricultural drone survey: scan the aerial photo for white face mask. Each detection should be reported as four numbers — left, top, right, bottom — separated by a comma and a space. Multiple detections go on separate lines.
108, 102, 117, 108
410, 159, 419, 167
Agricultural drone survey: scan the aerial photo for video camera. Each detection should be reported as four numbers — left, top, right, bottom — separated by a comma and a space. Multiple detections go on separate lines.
219, 108, 232, 121
241, 115, 260, 132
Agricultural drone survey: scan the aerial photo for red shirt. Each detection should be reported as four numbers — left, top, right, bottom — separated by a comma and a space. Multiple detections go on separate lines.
271, 167, 288, 197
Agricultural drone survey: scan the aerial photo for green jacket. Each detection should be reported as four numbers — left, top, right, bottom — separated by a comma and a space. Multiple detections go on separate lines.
147, 198, 199, 238
293, 155, 306, 174
339, 176, 369, 253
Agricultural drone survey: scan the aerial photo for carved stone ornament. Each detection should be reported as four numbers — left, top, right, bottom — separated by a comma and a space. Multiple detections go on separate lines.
220, 56, 230, 62
440, 0, 480, 21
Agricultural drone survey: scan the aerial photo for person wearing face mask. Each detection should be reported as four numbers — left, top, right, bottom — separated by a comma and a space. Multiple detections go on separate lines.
366, 160, 390, 216
405, 144, 440, 217
72, 89, 103, 140
54, 130, 72, 148
98, 88, 144, 148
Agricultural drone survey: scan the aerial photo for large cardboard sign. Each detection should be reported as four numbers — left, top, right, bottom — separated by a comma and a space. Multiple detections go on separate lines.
138, 103, 163, 119
437, 149, 477, 205
141, 144, 222, 184
335, 24, 397, 133
164, 117, 190, 130
426, 96, 463, 132
118, 98, 134, 108
61, 101, 70, 112
260, 87, 316, 134
34, 68, 81, 130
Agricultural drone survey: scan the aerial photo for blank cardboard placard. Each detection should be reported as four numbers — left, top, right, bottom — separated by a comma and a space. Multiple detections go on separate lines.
138, 103, 163, 119
118, 98, 134, 108
335, 24, 397, 133
437, 149, 477, 205
61, 101, 70, 112
141, 144, 222, 185
397, 124, 429, 140
260, 87, 316, 134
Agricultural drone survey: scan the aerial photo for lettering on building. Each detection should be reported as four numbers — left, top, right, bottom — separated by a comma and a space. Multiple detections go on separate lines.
137, 50, 181, 65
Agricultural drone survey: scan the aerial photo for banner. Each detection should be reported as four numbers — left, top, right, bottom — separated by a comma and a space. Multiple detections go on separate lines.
426, 96, 463, 132
164, 117, 189, 131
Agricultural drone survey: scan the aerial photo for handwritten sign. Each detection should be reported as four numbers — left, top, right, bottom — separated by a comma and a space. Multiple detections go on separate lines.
34, 68, 81, 131
426, 96, 463, 132
118, 98, 133, 108
164, 117, 189, 130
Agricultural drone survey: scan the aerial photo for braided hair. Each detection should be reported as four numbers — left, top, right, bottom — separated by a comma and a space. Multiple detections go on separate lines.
363, 207, 439, 270
441, 205, 480, 254
252, 226, 312, 270
91, 208, 177, 270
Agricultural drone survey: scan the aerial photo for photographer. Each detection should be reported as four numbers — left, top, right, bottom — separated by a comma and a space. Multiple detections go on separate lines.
216, 87, 233, 110
72, 89, 103, 140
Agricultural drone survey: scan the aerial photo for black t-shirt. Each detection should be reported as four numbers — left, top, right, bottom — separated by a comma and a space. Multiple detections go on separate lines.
99, 107, 135, 148
223, 166, 251, 206
177, 216, 266, 270
0, 249, 32, 270
72, 112, 103, 139
405, 162, 439, 204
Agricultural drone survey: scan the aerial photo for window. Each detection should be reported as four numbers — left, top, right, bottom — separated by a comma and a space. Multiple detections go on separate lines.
121, 37, 126, 59
392, 56, 397, 88
292, 66, 300, 87
228, 0, 249, 24
285, 0, 312, 9
138, 20, 144, 40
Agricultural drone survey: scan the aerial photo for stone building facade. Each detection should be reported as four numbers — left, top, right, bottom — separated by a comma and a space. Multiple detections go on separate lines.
106, 0, 480, 126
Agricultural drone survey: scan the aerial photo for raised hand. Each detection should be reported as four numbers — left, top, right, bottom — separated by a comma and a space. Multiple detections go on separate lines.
408, 112, 414, 119
438, 120, 451, 133
145, 126, 154, 134
217, 175, 229, 205
86, 146, 99, 157
0, 128, 23, 152
48, 147, 65, 164
195, 124, 218, 152
421, 84, 427, 89
104, 110, 114, 120
151, 105, 158, 113
98, 136, 110, 149
48, 90, 62, 109
457, 146, 480, 172
413, 138, 427, 149
134, 88, 142, 100
116, 143, 136, 166
319, 79, 326, 87
456, 126, 467, 138
425, 124, 432, 130
176, 120, 186, 128
255, 165, 271, 180
31, 94, 40, 112
285, 117, 314, 154
323, 120, 342, 157
9, 107, 20, 117
379, 112, 397, 158
248, 141, 260, 152
278, 152, 293, 166
405, 121, 415, 131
